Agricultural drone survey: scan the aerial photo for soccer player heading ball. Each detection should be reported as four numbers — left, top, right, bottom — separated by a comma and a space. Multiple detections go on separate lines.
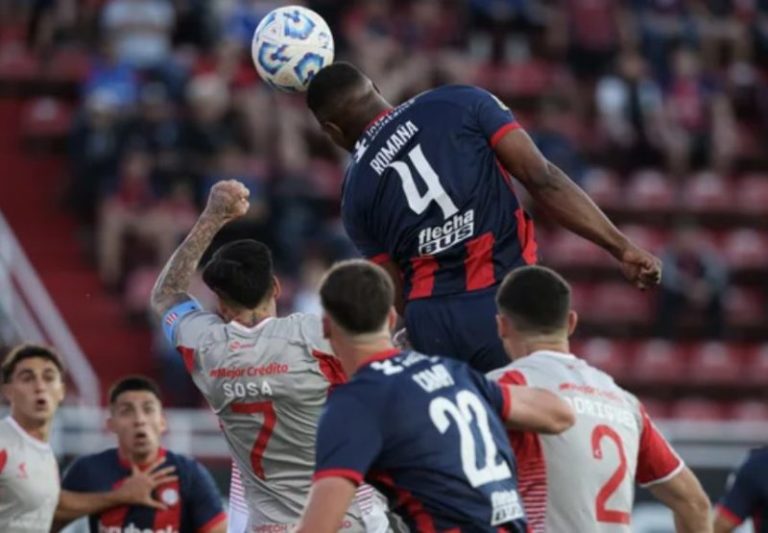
307, 63, 662, 372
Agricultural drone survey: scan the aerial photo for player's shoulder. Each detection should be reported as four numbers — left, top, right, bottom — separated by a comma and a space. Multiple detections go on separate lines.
415, 84, 492, 106
64, 448, 118, 476
162, 449, 204, 475
262, 313, 324, 344
744, 446, 768, 466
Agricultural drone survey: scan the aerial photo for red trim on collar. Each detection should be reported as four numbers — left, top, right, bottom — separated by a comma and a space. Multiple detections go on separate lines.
364, 107, 395, 132
356, 348, 402, 371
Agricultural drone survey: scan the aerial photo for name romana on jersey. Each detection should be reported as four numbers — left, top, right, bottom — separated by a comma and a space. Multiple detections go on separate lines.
369, 120, 419, 175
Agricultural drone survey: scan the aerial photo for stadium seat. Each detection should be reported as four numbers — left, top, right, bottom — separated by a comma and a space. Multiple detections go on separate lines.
687, 342, 743, 385
20, 97, 72, 142
588, 283, 653, 324
45, 47, 91, 85
581, 167, 623, 209
671, 398, 728, 421
730, 401, 768, 421
625, 169, 676, 211
631, 339, 686, 384
681, 171, 733, 213
724, 287, 765, 327
637, 397, 670, 420
722, 229, 768, 270
543, 229, 610, 268
735, 173, 768, 214
579, 338, 630, 380
617, 225, 667, 255
745, 344, 768, 385
569, 283, 596, 317
0, 41, 40, 85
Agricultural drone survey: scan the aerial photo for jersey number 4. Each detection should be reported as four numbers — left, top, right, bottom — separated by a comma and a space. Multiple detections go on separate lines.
430, 390, 512, 488
391, 144, 458, 219
592, 424, 631, 524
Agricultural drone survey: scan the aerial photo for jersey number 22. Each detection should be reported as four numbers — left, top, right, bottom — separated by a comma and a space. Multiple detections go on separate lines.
430, 390, 512, 487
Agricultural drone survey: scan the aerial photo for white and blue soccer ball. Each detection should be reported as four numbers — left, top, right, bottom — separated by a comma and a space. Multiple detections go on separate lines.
251, 6, 335, 93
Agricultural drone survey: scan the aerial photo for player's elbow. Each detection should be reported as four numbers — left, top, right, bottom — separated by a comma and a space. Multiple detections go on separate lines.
543, 397, 575, 434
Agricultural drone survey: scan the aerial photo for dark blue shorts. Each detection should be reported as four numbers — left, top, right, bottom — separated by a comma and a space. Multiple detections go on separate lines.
404, 286, 510, 373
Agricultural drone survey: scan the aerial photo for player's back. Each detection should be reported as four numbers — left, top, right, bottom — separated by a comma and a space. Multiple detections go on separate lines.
343, 85, 536, 302
325, 349, 526, 531
0, 417, 60, 532
488, 351, 683, 532
176, 311, 365, 529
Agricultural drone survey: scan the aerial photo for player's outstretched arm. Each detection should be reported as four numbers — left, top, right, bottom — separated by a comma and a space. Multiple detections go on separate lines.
504, 385, 575, 434
294, 477, 358, 533
150, 180, 250, 316
494, 130, 661, 290
648, 467, 712, 533
53, 459, 177, 529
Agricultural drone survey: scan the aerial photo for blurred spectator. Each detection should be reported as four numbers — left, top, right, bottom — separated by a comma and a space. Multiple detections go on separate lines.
69, 90, 127, 229
656, 225, 727, 339
101, 0, 175, 70
83, 40, 139, 111
292, 254, 331, 316
663, 47, 736, 176
596, 51, 666, 172
97, 148, 193, 287
530, 100, 586, 184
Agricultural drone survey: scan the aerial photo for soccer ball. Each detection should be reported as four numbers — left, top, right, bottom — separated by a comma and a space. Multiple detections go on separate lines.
251, 6, 335, 93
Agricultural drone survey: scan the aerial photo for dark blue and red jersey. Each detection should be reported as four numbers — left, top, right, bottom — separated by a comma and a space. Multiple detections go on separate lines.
61, 448, 226, 533
342, 84, 537, 302
313, 349, 527, 532
717, 447, 768, 532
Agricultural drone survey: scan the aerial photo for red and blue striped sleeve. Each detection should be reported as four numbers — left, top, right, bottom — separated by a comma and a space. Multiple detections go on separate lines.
717, 453, 763, 527
471, 88, 521, 148
185, 458, 227, 533
313, 391, 382, 486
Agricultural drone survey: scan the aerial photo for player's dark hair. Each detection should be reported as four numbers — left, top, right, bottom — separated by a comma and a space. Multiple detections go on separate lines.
202, 239, 274, 309
1, 344, 64, 383
320, 260, 394, 335
108, 375, 162, 405
496, 266, 571, 334
307, 62, 368, 120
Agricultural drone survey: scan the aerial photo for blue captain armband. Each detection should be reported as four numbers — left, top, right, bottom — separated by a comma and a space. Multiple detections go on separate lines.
162, 299, 202, 345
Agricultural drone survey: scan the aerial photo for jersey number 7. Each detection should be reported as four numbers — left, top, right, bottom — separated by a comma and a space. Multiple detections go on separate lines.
430, 390, 512, 488
232, 401, 277, 480
390, 144, 459, 219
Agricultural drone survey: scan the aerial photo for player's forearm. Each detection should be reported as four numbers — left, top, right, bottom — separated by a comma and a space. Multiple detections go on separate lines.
150, 212, 227, 315
55, 489, 126, 521
526, 162, 629, 260
506, 385, 575, 434
673, 500, 713, 533
649, 468, 712, 533
296, 478, 357, 533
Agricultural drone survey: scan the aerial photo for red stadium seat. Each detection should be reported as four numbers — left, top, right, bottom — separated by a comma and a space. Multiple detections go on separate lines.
544, 229, 610, 268
632, 339, 686, 384
681, 171, 733, 212
45, 47, 91, 85
730, 401, 768, 421
637, 397, 671, 421
569, 283, 596, 318
625, 169, 676, 211
579, 338, 630, 380
724, 288, 765, 327
20, 97, 73, 140
581, 167, 623, 209
588, 283, 652, 323
736, 173, 768, 214
0, 42, 40, 84
671, 398, 728, 421
687, 342, 743, 385
722, 229, 768, 270
745, 344, 768, 385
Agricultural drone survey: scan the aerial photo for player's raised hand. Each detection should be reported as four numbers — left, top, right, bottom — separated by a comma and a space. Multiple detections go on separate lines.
115, 457, 178, 510
204, 179, 251, 222
619, 244, 662, 290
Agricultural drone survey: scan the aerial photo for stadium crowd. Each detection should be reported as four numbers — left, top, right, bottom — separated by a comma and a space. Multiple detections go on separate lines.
1, 0, 767, 409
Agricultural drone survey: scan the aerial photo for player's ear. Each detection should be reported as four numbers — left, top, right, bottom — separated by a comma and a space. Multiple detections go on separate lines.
321, 121, 345, 146
106, 414, 116, 434
321, 314, 332, 339
272, 276, 282, 300
496, 313, 512, 340
567, 310, 578, 336
386, 307, 397, 332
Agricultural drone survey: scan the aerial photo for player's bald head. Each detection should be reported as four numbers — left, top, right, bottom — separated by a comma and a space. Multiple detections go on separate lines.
307, 62, 392, 151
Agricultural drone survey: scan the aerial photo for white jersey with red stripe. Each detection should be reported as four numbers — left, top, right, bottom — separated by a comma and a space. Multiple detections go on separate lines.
165, 301, 384, 531
0, 417, 60, 532
487, 350, 683, 533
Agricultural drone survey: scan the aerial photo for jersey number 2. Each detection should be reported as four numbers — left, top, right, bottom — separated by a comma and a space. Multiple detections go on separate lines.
232, 401, 276, 480
390, 144, 459, 219
430, 390, 512, 488
592, 424, 631, 524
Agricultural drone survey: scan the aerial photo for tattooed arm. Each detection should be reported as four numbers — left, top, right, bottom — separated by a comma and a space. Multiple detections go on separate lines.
150, 180, 250, 317
494, 128, 662, 289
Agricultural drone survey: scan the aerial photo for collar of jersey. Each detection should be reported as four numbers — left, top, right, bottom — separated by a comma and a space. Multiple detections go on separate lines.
362, 107, 395, 136
5, 416, 51, 451
228, 316, 274, 334
356, 347, 402, 372
118, 447, 167, 471
529, 349, 577, 361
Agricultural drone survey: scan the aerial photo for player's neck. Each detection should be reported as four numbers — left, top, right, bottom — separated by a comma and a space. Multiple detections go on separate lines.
233, 305, 274, 328
335, 333, 394, 375
120, 446, 161, 467
516, 337, 570, 360
10, 412, 52, 443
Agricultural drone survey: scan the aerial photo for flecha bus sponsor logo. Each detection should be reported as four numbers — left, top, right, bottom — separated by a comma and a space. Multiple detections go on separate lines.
209, 362, 289, 379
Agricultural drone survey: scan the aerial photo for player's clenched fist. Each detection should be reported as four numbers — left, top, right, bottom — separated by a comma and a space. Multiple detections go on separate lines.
204, 179, 250, 221
619, 244, 663, 290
